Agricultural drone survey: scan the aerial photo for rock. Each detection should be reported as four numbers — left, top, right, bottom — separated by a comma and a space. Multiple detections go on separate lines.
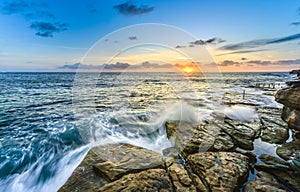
258, 154, 290, 167
260, 118, 289, 144
97, 168, 173, 192
166, 158, 201, 191
289, 153, 300, 173
244, 171, 286, 192
221, 118, 261, 150
92, 144, 163, 181
58, 148, 108, 192
286, 80, 300, 87
162, 147, 179, 158
255, 164, 300, 191
281, 106, 300, 130
187, 152, 249, 192
165, 121, 235, 157
258, 107, 289, 144
59, 144, 163, 191
275, 87, 300, 111
276, 136, 300, 160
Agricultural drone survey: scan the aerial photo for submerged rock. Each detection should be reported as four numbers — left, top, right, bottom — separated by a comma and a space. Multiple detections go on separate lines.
97, 168, 173, 192
187, 152, 249, 192
59, 143, 163, 191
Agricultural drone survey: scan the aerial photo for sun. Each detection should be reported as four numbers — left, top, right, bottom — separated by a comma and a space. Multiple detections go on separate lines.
182, 67, 197, 75
183, 67, 193, 73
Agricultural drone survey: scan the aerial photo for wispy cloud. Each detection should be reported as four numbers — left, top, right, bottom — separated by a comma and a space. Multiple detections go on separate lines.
214, 59, 300, 67
58, 61, 173, 71
30, 22, 68, 37
220, 33, 300, 50
113, 2, 154, 16
24, 11, 55, 19
216, 49, 268, 56
176, 37, 225, 48
291, 21, 300, 26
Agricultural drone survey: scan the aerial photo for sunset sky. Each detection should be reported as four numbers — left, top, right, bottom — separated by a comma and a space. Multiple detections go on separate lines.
0, 0, 300, 72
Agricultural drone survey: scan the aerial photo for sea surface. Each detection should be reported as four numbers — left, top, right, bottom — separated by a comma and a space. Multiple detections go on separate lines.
0, 72, 295, 191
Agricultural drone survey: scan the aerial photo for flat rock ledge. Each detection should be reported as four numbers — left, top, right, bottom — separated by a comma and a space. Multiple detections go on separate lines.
59, 143, 250, 192
59, 103, 298, 191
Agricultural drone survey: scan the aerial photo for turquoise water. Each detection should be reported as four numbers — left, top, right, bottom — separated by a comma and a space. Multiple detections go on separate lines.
0, 72, 293, 191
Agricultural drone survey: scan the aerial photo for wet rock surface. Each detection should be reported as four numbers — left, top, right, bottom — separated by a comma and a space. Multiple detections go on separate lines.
276, 135, 300, 160
59, 144, 164, 191
281, 106, 300, 131
244, 171, 286, 192
187, 152, 249, 192
97, 168, 173, 192
222, 118, 260, 150
165, 157, 206, 192
60, 80, 300, 192
275, 87, 300, 111
165, 121, 235, 157
275, 86, 300, 130
254, 154, 300, 192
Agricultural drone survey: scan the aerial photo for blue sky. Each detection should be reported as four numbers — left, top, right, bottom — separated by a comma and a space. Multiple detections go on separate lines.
0, 0, 300, 72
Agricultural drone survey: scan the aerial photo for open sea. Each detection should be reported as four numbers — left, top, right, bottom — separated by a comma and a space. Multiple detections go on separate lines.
0, 72, 294, 191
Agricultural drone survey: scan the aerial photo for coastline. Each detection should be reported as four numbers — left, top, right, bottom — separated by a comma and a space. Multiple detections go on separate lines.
58, 72, 300, 191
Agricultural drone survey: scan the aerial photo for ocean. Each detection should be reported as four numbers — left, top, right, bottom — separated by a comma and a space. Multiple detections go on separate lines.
0, 72, 294, 191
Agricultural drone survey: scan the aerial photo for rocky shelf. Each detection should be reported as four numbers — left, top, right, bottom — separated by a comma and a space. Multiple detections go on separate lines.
59, 78, 300, 192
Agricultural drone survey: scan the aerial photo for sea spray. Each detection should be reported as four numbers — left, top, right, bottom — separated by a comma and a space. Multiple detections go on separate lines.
0, 146, 89, 192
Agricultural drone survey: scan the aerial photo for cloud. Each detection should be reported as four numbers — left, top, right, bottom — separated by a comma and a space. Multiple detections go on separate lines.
58, 63, 100, 70
219, 60, 240, 66
136, 61, 172, 69
24, 11, 55, 19
291, 21, 300, 26
214, 59, 300, 67
176, 37, 225, 48
241, 58, 247, 60
216, 49, 268, 56
175, 45, 186, 48
30, 22, 68, 37
128, 36, 137, 40
113, 2, 154, 16
58, 61, 173, 71
190, 38, 225, 45
1, 0, 39, 14
220, 33, 300, 50
1, 0, 52, 19
103, 62, 130, 69
276, 59, 300, 65
246, 60, 272, 66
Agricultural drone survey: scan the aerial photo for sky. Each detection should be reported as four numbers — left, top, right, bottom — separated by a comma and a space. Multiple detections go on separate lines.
0, 0, 300, 72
